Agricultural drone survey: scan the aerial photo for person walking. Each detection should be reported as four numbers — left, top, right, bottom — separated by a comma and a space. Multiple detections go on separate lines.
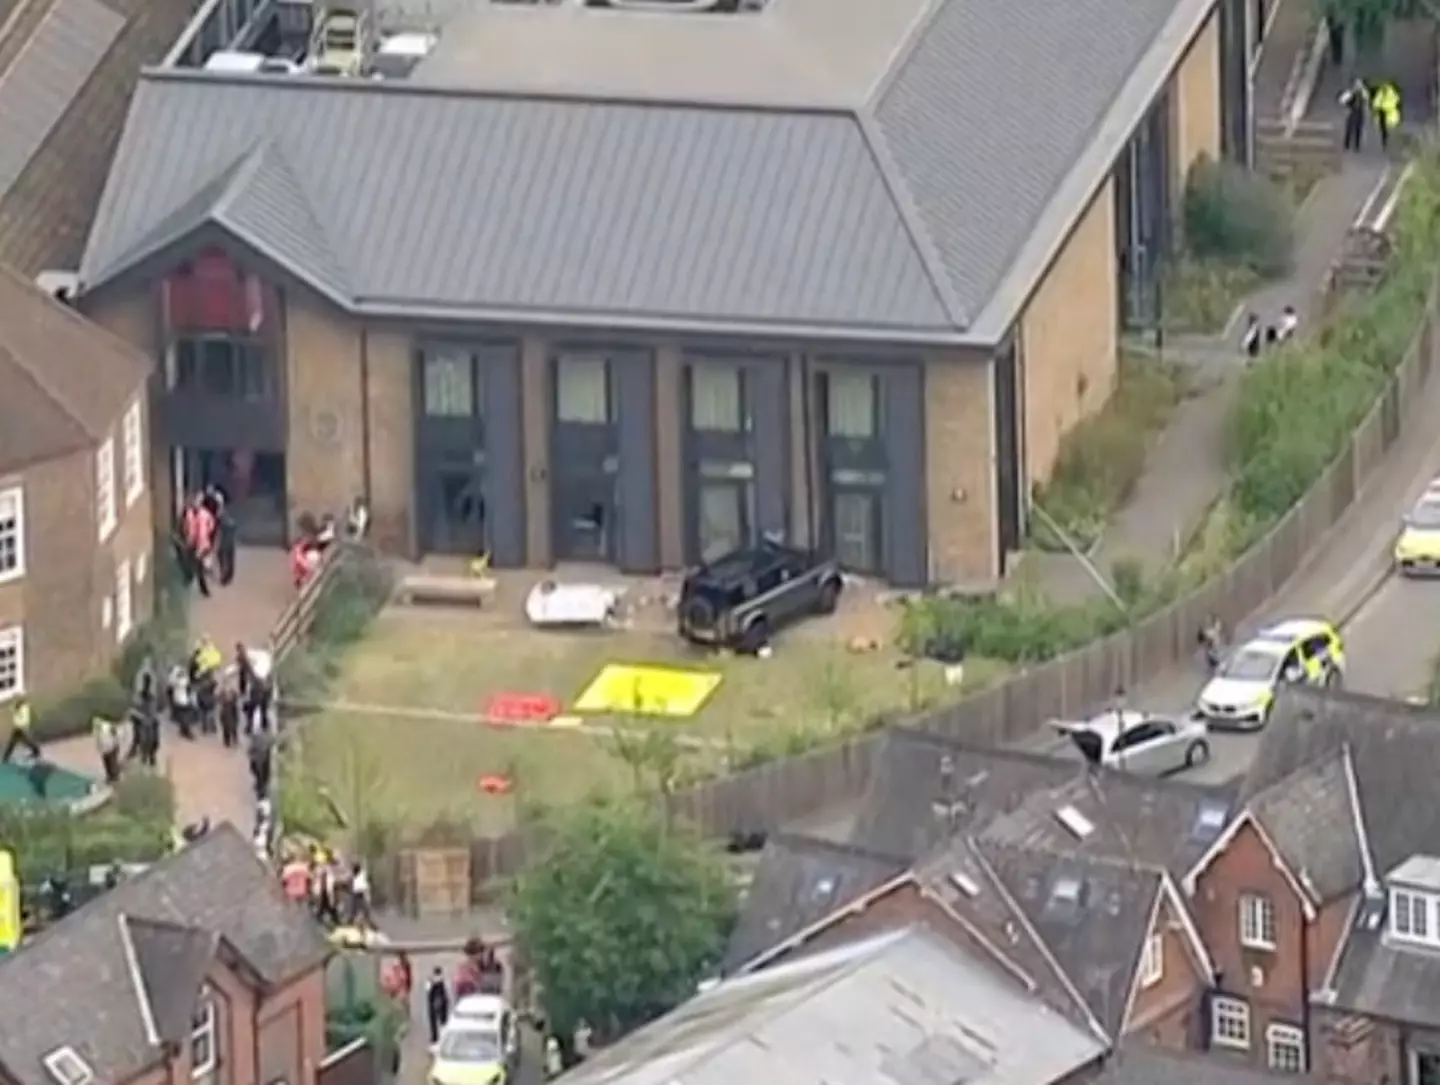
247, 728, 273, 800
216, 503, 238, 587
1372, 80, 1401, 151
93, 716, 121, 784
1341, 78, 1369, 152
218, 684, 240, 748
2, 697, 40, 762
426, 968, 450, 1043
1241, 312, 1262, 360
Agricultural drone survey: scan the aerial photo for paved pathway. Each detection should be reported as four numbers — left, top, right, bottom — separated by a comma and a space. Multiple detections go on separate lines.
1030, 155, 1388, 604
43, 546, 294, 829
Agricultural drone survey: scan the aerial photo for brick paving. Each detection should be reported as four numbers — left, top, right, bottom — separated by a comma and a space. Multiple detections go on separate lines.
42, 546, 295, 829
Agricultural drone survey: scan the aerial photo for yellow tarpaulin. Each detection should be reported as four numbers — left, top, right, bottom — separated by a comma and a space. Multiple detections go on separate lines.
0, 849, 18, 953
573, 664, 722, 719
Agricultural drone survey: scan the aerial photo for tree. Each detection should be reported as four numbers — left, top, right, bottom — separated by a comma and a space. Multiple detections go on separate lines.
509, 797, 735, 1043
1320, 0, 1412, 56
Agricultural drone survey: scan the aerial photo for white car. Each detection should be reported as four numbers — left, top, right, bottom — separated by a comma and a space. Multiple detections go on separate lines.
1196, 618, 1344, 729
1051, 709, 1210, 776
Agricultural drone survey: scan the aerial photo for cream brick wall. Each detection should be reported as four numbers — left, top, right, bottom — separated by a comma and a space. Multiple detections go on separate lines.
1018, 178, 1120, 487
924, 353, 997, 582
284, 292, 366, 525
362, 328, 415, 554
1173, 10, 1223, 201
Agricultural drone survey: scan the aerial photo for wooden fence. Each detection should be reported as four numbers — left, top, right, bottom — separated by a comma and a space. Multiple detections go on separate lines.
458, 293, 1440, 891
270, 545, 346, 661
317, 1038, 377, 1085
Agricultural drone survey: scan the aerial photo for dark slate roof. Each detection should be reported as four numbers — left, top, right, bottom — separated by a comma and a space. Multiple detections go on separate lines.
1329, 926, 1440, 1028
0, 824, 330, 1085
850, 729, 1237, 879
1247, 747, 1362, 904
124, 916, 221, 1045
722, 835, 906, 973
0, 0, 198, 275
977, 843, 1163, 1041
1090, 1046, 1305, 1084
0, 262, 149, 473
80, 0, 1215, 342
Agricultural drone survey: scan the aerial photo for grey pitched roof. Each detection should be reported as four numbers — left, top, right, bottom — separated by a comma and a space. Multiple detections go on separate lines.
557, 925, 1107, 1085
1090, 1047, 1304, 1084
722, 835, 906, 973
0, 824, 330, 1085
123, 916, 220, 1045
1247, 747, 1363, 904
80, 0, 1215, 343
850, 729, 1237, 879
976, 843, 1163, 1041
1329, 925, 1440, 1028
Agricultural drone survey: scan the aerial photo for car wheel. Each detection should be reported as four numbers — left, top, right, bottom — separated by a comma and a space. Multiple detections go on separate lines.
1184, 740, 1210, 768
680, 597, 713, 636
739, 617, 770, 656
1325, 668, 1342, 689
816, 578, 841, 615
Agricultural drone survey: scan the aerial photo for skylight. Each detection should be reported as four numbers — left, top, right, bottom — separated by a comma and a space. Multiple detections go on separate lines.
1050, 876, 1084, 904
1191, 800, 1229, 841
1054, 805, 1095, 839
43, 1048, 94, 1085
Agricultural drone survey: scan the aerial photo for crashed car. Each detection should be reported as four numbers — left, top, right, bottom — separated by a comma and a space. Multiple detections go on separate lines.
677, 540, 843, 653
1051, 709, 1211, 776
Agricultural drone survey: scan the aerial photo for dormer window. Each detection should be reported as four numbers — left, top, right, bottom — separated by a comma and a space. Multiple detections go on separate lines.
1391, 888, 1436, 944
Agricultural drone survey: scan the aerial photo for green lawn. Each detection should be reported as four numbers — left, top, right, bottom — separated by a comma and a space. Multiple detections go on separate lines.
290, 609, 1005, 834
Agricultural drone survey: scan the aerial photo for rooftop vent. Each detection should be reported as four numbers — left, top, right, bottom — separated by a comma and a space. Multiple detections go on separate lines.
1190, 799, 1229, 842
948, 871, 979, 898
1054, 805, 1095, 840
43, 1048, 94, 1085
1046, 874, 1088, 921
810, 876, 837, 901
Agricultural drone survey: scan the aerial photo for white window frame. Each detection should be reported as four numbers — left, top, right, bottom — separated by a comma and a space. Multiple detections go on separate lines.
1266, 1023, 1306, 1073
1390, 888, 1438, 945
1211, 995, 1251, 1050
0, 627, 24, 703
96, 438, 117, 542
0, 487, 23, 585
1139, 932, 1163, 988
190, 986, 217, 1077
115, 560, 133, 642
122, 401, 144, 507
1239, 893, 1276, 950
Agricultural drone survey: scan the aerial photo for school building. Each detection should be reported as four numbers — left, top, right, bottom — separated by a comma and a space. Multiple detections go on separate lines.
75, 0, 1255, 586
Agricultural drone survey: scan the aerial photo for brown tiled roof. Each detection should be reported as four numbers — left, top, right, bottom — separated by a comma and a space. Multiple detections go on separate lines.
0, 262, 148, 472
0, 0, 198, 276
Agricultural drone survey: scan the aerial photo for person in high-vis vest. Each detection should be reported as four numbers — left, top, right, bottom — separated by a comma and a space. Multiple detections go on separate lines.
1372, 80, 1402, 150
1303, 651, 1327, 685
2, 698, 39, 762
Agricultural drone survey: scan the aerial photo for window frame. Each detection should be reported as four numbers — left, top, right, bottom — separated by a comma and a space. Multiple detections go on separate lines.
190, 986, 218, 1078
0, 626, 24, 703
172, 334, 272, 401
1238, 892, 1277, 950
1211, 995, 1251, 1050
1391, 887, 1436, 944
122, 401, 144, 507
1266, 1022, 1306, 1073
822, 369, 882, 440
554, 352, 613, 425
0, 486, 24, 584
96, 438, 117, 543
115, 560, 133, 642
687, 361, 751, 434
1139, 932, 1163, 988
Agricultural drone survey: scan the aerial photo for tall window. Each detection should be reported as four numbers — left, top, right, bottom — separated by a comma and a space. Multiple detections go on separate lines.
0, 487, 23, 584
173, 337, 271, 401
190, 986, 217, 1077
122, 401, 144, 506
1139, 933, 1163, 988
825, 371, 880, 439
96, 439, 117, 542
556, 355, 610, 424
1238, 893, 1276, 950
690, 363, 748, 432
1267, 1023, 1305, 1073
1392, 888, 1435, 943
1211, 995, 1250, 1049
115, 560, 133, 642
0, 627, 22, 702
422, 348, 477, 417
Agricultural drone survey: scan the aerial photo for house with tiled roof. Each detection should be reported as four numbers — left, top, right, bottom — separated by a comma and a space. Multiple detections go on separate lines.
1182, 687, 1440, 1082
75, 0, 1253, 584
0, 264, 153, 703
0, 824, 332, 1085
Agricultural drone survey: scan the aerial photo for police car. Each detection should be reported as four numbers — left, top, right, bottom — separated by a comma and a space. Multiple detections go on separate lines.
1195, 618, 1345, 729
1394, 481, 1440, 575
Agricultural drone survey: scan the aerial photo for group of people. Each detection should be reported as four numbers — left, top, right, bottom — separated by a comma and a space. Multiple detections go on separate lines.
1240, 304, 1300, 361
1341, 76, 1403, 153
290, 499, 370, 590
279, 841, 373, 925
176, 486, 239, 598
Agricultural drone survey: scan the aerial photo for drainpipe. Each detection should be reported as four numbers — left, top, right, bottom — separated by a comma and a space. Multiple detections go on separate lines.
359, 329, 374, 511
1300, 906, 1313, 1073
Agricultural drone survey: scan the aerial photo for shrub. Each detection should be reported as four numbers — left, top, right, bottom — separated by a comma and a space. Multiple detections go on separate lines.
1184, 155, 1295, 277
277, 544, 394, 700
0, 775, 175, 883
897, 590, 1133, 665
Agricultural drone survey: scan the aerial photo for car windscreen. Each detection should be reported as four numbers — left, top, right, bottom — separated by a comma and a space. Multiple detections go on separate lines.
1412, 501, 1440, 528
1219, 647, 1281, 682
437, 1029, 501, 1062
1066, 730, 1103, 765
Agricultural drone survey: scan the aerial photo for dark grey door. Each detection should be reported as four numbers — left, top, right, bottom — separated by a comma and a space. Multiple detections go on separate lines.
415, 346, 487, 557
613, 354, 659, 573
883, 364, 926, 587
993, 342, 1023, 559
819, 368, 887, 576
551, 352, 618, 563
1220, 0, 1253, 165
